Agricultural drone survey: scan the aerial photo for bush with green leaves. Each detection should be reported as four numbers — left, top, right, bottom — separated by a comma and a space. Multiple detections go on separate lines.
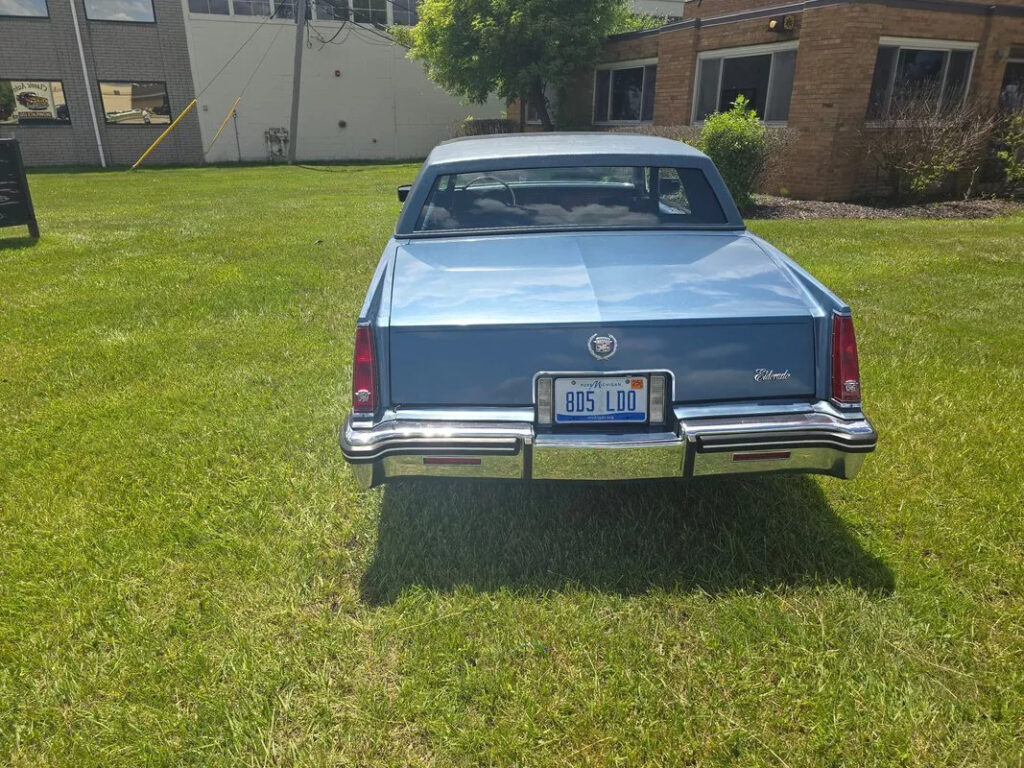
996, 112, 1024, 197
697, 96, 769, 209
860, 93, 997, 202
0, 81, 15, 123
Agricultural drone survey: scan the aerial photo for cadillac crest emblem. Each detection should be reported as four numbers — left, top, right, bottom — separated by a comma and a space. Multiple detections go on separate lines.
587, 333, 617, 360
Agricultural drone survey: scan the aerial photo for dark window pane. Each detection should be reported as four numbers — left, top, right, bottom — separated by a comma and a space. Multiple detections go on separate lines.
719, 53, 771, 118
678, 168, 726, 223
391, 0, 417, 24
99, 81, 171, 124
941, 50, 973, 111
641, 65, 657, 121
866, 45, 897, 119
312, 0, 346, 18
765, 48, 796, 122
83, 0, 154, 21
0, 0, 48, 16
892, 48, 946, 110
1001, 61, 1024, 112
352, 0, 385, 23
695, 57, 720, 120
234, 0, 271, 14
274, 0, 293, 18
610, 67, 644, 121
593, 69, 610, 122
0, 80, 71, 125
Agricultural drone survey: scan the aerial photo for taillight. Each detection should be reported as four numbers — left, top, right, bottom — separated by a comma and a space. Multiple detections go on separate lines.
831, 313, 861, 404
352, 324, 377, 414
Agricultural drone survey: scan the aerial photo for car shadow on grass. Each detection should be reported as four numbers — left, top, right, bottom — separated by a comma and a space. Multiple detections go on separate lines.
359, 475, 893, 605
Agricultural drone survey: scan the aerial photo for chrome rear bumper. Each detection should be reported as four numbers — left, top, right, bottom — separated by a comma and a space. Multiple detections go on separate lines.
340, 403, 876, 489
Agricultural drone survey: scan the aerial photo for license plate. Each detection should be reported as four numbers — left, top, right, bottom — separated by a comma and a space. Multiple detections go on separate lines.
553, 376, 648, 424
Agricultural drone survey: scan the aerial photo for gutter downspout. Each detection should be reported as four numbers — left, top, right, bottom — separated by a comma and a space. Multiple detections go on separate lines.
68, 0, 106, 168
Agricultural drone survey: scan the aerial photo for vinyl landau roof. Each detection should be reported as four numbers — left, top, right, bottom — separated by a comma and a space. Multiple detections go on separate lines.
426, 132, 706, 167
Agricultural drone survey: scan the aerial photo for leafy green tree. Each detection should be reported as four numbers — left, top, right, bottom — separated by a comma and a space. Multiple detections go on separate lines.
0, 81, 15, 123
393, 0, 628, 130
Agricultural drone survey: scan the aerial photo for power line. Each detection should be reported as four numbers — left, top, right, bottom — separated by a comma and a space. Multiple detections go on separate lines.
240, 22, 286, 98
307, 19, 349, 48
196, 3, 283, 99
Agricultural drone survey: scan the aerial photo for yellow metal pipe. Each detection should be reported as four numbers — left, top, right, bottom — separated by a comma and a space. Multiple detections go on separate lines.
205, 96, 242, 156
130, 98, 198, 170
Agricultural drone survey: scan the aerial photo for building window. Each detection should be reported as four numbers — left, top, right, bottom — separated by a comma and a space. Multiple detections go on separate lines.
312, 0, 347, 19
593, 61, 656, 124
99, 81, 171, 125
866, 37, 976, 119
0, 0, 48, 17
0, 80, 70, 125
693, 43, 797, 123
83, 0, 155, 21
390, 0, 417, 25
187, 0, 408, 22
189, 0, 230, 13
271, 0, 294, 17
1000, 46, 1024, 113
351, 0, 385, 24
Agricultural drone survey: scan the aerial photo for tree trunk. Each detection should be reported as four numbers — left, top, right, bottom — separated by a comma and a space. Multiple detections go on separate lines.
529, 78, 553, 132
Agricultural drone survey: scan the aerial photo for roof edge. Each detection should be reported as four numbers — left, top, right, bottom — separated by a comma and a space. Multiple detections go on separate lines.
607, 0, 1024, 42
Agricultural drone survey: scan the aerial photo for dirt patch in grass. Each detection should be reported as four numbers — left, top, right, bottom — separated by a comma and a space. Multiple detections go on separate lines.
748, 194, 1024, 220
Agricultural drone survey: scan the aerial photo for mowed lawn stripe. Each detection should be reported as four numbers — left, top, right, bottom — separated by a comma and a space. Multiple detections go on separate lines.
0, 166, 1021, 767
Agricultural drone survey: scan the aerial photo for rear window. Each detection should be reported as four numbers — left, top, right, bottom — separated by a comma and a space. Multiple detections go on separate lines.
413, 165, 728, 233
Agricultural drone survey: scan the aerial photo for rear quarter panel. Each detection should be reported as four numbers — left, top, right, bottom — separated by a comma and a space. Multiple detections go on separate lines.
747, 233, 851, 403
356, 241, 397, 414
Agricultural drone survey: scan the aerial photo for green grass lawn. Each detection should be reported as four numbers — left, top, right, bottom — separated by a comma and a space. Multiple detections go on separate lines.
1, 165, 1022, 767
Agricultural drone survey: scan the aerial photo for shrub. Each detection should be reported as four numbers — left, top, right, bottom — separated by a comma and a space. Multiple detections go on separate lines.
697, 96, 769, 209
996, 111, 1024, 197
447, 116, 519, 139
860, 94, 997, 202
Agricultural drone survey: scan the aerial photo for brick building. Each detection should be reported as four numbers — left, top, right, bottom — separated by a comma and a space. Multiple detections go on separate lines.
537, 0, 1024, 200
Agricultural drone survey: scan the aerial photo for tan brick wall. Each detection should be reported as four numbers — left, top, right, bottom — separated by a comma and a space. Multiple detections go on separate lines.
513, 0, 1024, 198
597, 0, 1024, 200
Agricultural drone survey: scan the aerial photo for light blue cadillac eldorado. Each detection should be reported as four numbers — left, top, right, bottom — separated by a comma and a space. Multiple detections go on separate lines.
340, 134, 876, 488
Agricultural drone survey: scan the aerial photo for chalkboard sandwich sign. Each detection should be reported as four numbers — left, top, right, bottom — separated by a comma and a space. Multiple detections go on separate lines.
0, 138, 39, 239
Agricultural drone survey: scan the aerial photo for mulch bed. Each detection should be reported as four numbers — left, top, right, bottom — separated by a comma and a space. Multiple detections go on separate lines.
748, 194, 1024, 220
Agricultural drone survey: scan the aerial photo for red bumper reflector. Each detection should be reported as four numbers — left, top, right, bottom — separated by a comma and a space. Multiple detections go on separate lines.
423, 457, 482, 465
733, 451, 791, 462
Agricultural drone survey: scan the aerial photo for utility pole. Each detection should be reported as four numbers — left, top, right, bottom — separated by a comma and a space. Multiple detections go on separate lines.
287, 0, 306, 164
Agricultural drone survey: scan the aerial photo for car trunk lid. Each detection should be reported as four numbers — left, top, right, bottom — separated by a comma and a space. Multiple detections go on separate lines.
388, 231, 817, 406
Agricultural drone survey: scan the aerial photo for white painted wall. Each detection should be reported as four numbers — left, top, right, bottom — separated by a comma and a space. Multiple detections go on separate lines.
183, 12, 504, 163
